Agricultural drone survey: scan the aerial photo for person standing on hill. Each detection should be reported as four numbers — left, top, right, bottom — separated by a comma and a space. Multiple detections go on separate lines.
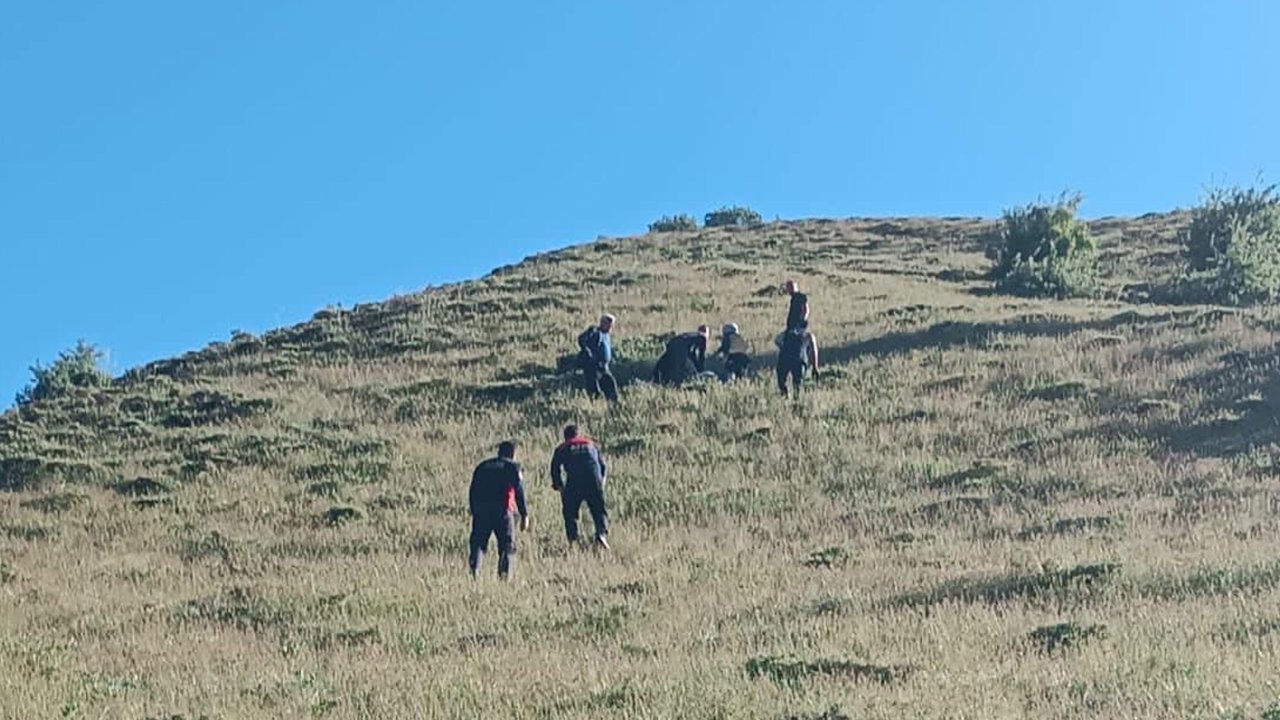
652, 325, 709, 386
468, 440, 530, 580
784, 279, 809, 331
775, 320, 820, 396
714, 323, 752, 380
577, 314, 618, 402
550, 424, 609, 550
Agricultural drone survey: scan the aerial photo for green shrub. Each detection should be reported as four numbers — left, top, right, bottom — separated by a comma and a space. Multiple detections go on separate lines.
15, 340, 111, 407
1178, 184, 1280, 304
648, 214, 698, 233
993, 194, 1097, 298
704, 205, 763, 228
1218, 209, 1280, 303
1184, 184, 1279, 271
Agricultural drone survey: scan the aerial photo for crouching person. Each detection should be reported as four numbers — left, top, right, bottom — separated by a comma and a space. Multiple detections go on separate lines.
550, 424, 610, 550
715, 323, 752, 381
653, 325, 709, 386
469, 440, 530, 579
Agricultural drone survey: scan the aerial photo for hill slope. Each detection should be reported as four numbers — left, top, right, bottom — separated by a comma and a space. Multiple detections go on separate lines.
3, 213, 1280, 719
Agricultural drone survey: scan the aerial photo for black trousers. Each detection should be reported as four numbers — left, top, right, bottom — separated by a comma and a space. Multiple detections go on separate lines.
582, 363, 619, 402
777, 362, 804, 396
653, 353, 695, 386
469, 512, 516, 577
562, 481, 608, 542
725, 353, 751, 379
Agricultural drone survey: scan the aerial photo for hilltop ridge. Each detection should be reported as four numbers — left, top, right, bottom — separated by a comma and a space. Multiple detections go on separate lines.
4, 211, 1280, 719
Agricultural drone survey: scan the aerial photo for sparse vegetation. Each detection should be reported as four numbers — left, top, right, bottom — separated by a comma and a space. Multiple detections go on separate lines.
2, 210, 1280, 718
1029, 621, 1107, 653
648, 214, 699, 233
994, 194, 1098, 298
704, 205, 763, 228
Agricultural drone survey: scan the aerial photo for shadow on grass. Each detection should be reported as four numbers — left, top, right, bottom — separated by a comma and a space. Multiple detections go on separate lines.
1149, 344, 1280, 457
890, 562, 1119, 609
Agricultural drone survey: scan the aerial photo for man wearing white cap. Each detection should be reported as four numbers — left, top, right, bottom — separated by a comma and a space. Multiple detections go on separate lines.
714, 323, 751, 380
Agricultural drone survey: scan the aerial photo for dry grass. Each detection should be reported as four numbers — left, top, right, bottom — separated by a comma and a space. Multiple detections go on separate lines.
3, 214, 1280, 718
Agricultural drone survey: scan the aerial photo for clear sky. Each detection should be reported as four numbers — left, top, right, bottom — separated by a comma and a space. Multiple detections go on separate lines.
1, 1, 1276, 405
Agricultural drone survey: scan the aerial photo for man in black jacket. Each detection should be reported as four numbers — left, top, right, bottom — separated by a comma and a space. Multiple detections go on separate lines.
652, 325, 709, 386
775, 320, 820, 396
550, 424, 609, 549
468, 440, 530, 579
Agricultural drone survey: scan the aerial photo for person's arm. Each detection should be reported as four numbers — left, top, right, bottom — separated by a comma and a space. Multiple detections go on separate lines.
468, 466, 481, 516
550, 446, 565, 491
694, 337, 706, 372
808, 334, 820, 376
595, 446, 607, 483
579, 328, 600, 362
513, 468, 530, 529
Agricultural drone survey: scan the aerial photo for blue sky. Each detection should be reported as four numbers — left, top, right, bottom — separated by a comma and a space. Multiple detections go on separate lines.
1, 1, 1276, 404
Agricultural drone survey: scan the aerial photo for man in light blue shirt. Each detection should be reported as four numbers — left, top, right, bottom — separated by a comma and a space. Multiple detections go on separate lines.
576, 314, 618, 402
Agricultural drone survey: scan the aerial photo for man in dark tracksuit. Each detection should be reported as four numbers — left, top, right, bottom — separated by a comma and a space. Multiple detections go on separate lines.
776, 320, 820, 396
784, 279, 809, 330
652, 325, 709, 386
577, 314, 618, 402
468, 441, 530, 579
550, 424, 609, 549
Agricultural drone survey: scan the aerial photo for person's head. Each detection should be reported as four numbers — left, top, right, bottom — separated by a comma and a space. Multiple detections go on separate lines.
722, 322, 739, 337
599, 314, 616, 333
497, 440, 518, 460
563, 424, 580, 441
784, 279, 799, 295
696, 324, 709, 337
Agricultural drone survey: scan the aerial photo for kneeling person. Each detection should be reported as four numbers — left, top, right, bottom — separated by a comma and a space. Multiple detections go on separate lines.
652, 325, 709, 386
715, 323, 751, 380
468, 440, 530, 579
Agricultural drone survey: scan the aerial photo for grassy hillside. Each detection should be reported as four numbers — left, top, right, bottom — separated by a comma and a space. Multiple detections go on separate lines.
3, 212, 1280, 719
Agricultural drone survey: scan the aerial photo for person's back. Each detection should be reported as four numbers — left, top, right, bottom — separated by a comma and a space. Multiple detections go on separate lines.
779, 326, 810, 366
776, 323, 816, 396
722, 333, 749, 355
551, 436, 605, 490
716, 323, 751, 380
470, 456, 523, 516
551, 425, 609, 548
654, 326, 708, 385
467, 441, 529, 579
668, 332, 705, 363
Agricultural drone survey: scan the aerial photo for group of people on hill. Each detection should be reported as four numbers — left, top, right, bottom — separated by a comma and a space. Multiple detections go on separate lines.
466, 280, 822, 579
574, 278, 820, 398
